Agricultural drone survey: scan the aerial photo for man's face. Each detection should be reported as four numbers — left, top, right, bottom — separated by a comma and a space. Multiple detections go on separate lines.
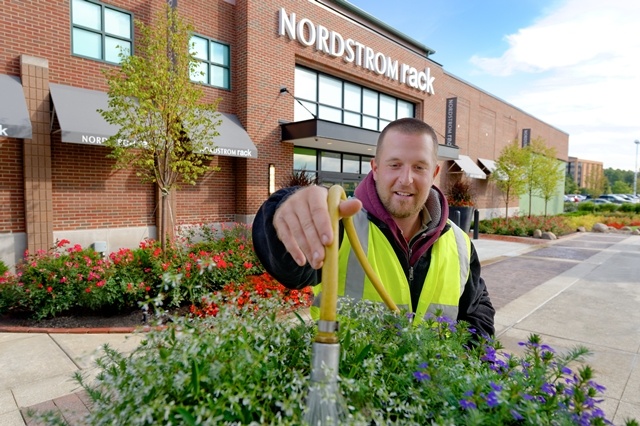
371, 129, 440, 220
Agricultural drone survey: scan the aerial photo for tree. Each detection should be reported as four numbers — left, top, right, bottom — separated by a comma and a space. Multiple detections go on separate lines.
611, 180, 632, 194
564, 172, 578, 195
537, 156, 564, 216
490, 140, 528, 224
101, 5, 220, 250
583, 171, 606, 198
522, 138, 559, 217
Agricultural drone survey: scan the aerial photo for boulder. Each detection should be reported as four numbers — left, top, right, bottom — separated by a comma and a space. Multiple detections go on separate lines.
577, 226, 586, 232
541, 231, 557, 240
533, 229, 542, 238
592, 223, 608, 233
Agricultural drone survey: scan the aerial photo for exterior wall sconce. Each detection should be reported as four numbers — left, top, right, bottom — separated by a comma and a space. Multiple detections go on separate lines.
269, 163, 276, 195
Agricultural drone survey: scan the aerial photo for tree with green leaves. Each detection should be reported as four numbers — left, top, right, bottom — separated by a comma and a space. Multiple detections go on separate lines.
583, 170, 607, 198
490, 140, 528, 224
564, 171, 578, 195
611, 180, 633, 194
522, 138, 563, 217
100, 5, 221, 250
536, 156, 564, 216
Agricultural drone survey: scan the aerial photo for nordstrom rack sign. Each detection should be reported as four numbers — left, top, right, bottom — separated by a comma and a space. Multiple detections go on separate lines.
278, 8, 436, 95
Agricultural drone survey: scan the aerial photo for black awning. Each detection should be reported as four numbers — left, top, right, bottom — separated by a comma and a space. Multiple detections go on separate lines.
0, 74, 32, 139
280, 119, 379, 156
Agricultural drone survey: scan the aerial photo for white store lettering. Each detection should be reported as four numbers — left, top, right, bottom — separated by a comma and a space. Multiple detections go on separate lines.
0, 124, 8, 136
277, 7, 435, 95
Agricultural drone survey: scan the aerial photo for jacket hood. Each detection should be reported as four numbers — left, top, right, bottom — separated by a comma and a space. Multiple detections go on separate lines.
354, 172, 450, 261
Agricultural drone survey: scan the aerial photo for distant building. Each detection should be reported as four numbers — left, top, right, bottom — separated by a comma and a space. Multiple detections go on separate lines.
567, 157, 604, 191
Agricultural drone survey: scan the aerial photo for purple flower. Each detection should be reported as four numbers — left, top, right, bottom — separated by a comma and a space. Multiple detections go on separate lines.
413, 371, 430, 382
485, 391, 499, 408
509, 409, 524, 421
459, 399, 476, 410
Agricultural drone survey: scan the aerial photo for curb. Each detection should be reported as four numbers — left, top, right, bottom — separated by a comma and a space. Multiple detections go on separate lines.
0, 324, 166, 334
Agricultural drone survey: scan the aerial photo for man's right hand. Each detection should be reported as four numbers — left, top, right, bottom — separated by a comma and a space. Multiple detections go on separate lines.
273, 185, 362, 269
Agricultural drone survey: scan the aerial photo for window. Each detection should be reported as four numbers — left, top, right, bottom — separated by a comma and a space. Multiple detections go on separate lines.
190, 35, 230, 89
293, 66, 415, 130
71, 0, 132, 63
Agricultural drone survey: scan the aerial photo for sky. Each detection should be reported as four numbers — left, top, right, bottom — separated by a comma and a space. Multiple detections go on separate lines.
347, 0, 640, 171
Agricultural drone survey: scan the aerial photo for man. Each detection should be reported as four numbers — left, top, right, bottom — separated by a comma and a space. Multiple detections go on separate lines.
252, 117, 494, 337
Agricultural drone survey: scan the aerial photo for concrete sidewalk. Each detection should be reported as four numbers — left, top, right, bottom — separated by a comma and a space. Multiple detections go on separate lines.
0, 232, 638, 425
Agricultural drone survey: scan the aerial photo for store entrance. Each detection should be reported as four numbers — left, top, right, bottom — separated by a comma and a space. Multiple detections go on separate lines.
318, 172, 364, 197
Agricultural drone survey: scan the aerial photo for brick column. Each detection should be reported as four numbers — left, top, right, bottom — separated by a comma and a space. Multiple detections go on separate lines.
20, 55, 53, 253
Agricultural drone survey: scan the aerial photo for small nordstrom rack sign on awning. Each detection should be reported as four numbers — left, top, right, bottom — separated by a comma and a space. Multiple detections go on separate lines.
0, 74, 33, 139
49, 83, 258, 158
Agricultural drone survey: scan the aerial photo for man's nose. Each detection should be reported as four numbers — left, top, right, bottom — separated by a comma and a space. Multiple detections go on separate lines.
399, 166, 413, 185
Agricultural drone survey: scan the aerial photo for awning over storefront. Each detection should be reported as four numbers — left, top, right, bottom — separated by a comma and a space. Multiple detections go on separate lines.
280, 118, 379, 156
0, 74, 32, 139
50, 83, 119, 145
192, 112, 258, 159
50, 83, 257, 158
477, 158, 497, 173
449, 155, 487, 179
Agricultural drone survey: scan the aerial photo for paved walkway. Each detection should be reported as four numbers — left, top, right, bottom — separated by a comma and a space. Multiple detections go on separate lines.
1, 232, 638, 425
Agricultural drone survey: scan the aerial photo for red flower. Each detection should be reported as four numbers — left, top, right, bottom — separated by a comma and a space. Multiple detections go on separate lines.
47, 286, 53, 293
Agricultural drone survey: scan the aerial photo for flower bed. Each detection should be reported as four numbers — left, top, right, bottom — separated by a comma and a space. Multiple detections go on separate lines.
0, 224, 311, 321
36, 297, 629, 425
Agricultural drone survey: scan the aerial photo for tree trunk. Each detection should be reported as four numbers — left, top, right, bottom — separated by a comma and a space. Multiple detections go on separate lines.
157, 186, 176, 252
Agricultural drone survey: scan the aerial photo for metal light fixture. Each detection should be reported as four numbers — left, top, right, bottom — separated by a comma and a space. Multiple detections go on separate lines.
269, 163, 276, 195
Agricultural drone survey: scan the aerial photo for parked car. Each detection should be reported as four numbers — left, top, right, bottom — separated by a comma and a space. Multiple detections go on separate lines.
583, 198, 611, 204
597, 194, 626, 204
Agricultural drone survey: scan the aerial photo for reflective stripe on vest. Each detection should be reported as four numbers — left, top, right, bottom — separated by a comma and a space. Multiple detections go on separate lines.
311, 210, 471, 324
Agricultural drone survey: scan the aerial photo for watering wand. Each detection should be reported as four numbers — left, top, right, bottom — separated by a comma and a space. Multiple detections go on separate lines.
304, 185, 399, 426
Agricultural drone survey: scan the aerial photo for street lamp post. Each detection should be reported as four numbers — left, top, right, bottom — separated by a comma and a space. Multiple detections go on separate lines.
635, 140, 640, 196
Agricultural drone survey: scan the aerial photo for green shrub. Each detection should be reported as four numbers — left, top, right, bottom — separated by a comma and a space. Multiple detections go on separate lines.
478, 214, 574, 237
58, 297, 626, 425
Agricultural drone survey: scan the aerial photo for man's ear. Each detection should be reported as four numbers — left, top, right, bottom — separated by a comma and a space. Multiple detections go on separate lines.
371, 158, 378, 181
433, 163, 441, 179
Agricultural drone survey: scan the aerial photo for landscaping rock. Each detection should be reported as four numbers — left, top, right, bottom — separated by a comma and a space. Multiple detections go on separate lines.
541, 231, 557, 240
533, 229, 542, 238
577, 226, 586, 232
592, 223, 608, 233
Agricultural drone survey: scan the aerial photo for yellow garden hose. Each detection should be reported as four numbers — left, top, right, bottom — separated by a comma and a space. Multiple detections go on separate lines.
317, 184, 399, 328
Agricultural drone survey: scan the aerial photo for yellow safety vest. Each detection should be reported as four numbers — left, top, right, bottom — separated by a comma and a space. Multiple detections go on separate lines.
311, 210, 471, 325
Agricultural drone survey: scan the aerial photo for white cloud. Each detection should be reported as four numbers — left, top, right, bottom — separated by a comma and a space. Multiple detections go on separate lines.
469, 0, 640, 170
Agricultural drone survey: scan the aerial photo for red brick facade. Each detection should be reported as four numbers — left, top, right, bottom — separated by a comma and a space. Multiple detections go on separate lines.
0, 0, 569, 267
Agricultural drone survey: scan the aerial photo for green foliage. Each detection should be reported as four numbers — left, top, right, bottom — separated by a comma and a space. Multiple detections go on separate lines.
564, 173, 579, 195
611, 180, 633, 194
0, 260, 7, 276
0, 225, 266, 320
100, 5, 221, 249
604, 168, 635, 189
478, 214, 574, 237
64, 298, 622, 425
491, 141, 528, 221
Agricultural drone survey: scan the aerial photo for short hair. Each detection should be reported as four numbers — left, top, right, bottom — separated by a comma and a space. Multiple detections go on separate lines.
376, 117, 439, 160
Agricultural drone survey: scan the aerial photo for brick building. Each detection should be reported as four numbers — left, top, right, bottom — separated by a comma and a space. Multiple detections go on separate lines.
0, 0, 569, 268
566, 156, 604, 192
